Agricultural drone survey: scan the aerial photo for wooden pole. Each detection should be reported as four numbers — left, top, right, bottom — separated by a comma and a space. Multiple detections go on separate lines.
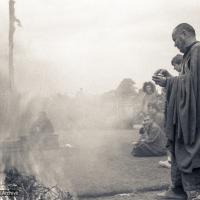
9, 0, 15, 91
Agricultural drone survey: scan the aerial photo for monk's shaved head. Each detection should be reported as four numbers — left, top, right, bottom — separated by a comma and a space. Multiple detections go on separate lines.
172, 23, 196, 53
173, 23, 196, 37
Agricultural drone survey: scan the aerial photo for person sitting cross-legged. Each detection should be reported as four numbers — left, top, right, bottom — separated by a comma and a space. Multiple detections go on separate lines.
131, 115, 167, 157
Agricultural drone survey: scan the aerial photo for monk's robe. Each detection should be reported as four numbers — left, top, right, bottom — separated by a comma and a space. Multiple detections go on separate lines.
165, 42, 200, 173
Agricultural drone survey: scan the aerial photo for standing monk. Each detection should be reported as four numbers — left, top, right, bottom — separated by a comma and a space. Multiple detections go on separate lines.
153, 23, 200, 200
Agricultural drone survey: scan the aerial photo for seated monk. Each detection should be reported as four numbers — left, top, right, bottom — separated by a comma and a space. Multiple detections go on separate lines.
131, 115, 167, 157
30, 111, 54, 136
29, 111, 59, 149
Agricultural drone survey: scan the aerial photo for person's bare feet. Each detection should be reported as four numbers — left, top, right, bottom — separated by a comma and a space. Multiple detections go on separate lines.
158, 160, 171, 169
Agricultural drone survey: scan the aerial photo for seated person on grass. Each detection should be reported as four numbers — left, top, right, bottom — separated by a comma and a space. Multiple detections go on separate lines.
131, 115, 167, 157
30, 111, 54, 136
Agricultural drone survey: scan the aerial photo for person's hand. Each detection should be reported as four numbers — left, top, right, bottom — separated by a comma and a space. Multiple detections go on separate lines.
152, 75, 167, 87
153, 69, 172, 78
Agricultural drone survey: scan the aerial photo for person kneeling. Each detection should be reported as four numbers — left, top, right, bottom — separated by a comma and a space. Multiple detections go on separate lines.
131, 115, 167, 157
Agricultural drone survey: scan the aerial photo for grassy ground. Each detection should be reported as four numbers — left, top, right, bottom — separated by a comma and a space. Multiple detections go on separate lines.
81, 191, 165, 200
55, 129, 170, 197
21, 129, 170, 199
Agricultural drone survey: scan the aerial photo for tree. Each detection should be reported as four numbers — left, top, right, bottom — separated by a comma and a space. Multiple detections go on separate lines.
116, 78, 137, 98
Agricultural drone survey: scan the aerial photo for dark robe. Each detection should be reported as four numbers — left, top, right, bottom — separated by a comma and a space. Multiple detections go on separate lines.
132, 123, 167, 157
165, 42, 200, 173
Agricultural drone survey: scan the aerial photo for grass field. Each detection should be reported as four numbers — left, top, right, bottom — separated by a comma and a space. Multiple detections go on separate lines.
23, 129, 170, 199
9, 128, 170, 199
82, 191, 163, 200
51, 129, 170, 198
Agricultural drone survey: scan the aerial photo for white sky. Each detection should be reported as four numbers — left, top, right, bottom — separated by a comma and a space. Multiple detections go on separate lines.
0, 0, 200, 95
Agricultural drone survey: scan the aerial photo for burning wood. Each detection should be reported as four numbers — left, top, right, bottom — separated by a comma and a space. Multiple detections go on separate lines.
4, 168, 74, 200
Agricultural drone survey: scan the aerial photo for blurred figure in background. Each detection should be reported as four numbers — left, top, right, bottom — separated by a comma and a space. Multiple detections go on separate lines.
171, 54, 183, 73
141, 81, 158, 115
147, 102, 165, 130
30, 111, 54, 136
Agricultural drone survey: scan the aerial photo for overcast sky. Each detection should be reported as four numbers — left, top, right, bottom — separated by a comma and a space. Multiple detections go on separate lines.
0, 0, 200, 95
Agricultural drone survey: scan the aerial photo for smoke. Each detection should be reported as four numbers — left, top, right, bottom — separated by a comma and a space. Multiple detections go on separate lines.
0, 81, 145, 197
0, 1, 171, 196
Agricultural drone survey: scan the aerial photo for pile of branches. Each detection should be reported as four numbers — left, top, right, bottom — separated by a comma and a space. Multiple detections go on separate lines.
4, 168, 74, 200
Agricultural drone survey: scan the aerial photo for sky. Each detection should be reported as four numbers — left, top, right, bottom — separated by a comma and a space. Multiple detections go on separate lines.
0, 0, 200, 96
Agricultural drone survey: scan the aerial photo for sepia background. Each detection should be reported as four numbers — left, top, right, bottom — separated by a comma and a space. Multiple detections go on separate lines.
0, 0, 199, 96
0, 0, 199, 199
